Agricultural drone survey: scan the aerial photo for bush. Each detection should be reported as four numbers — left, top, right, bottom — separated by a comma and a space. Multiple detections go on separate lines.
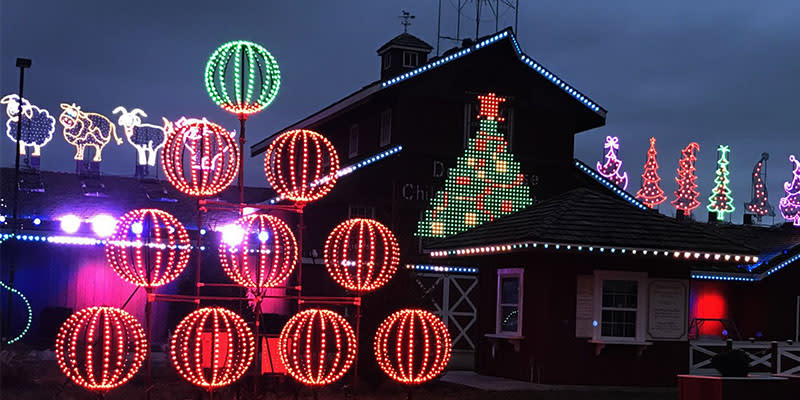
710, 349, 749, 377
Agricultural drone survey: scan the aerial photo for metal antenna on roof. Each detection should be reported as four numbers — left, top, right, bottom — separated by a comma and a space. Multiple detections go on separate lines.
435, 0, 520, 56
399, 10, 415, 33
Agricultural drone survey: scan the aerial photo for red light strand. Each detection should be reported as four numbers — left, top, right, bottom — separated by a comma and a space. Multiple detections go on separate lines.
55, 307, 147, 393
324, 218, 401, 293
278, 309, 357, 386
264, 129, 340, 203
219, 214, 299, 290
373, 309, 452, 385
170, 307, 255, 391
671, 142, 701, 213
161, 117, 240, 197
105, 208, 191, 288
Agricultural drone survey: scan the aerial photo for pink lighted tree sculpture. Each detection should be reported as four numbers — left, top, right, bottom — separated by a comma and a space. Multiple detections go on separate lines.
779, 155, 800, 226
596, 135, 628, 190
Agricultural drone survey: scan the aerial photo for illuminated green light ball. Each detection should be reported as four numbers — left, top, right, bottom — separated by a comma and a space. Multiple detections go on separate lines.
205, 40, 280, 116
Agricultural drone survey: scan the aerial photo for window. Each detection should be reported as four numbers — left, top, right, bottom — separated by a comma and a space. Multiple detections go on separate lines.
348, 124, 359, 158
382, 53, 391, 70
593, 271, 647, 342
348, 205, 375, 219
496, 268, 523, 336
402, 51, 419, 67
379, 109, 392, 147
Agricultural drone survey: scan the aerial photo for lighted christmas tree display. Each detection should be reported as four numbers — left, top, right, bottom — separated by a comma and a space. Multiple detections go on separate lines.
635, 137, 666, 208
745, 153, 774, 219
779, 155, 800, 226
596, 136, 628, 189
416, 93, 533, 238
707, 145, 734, 221
671, 142, 701, 215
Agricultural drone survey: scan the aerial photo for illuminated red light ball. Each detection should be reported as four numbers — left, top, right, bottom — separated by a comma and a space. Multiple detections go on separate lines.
54, 307, 147, 393
162, 117, 240, 197
324, 218, 400, 293
219, 214, 298, 290
264, 129, 340, 203
105, 208, 191, 288
278, 309, 357, 386
374, 309, 452, 385
170, 307, 255, 390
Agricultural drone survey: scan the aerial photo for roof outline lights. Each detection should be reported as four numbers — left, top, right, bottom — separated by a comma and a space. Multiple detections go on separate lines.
380, 29, 604, 116
575, 159, 648, 210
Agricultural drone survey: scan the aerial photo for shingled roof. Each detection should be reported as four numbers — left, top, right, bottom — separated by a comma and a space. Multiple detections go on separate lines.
426, 181, 761, 256
377, 32, 433, 54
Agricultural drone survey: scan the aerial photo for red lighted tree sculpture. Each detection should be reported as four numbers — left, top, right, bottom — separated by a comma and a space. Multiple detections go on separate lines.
671, 142, 701, 215
278, 309, 357, 386
54, 306, 148, 393
635, 137, 667, 208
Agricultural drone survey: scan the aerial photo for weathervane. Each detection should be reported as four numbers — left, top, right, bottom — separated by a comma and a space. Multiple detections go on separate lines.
399, 10, 415, 33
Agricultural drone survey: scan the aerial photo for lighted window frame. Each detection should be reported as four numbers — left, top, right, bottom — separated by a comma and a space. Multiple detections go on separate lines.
496, 268, 523, 336
379, 109, 392, 147
593, 271, 647, 342
402, 51, 419, 68
349, 124, 359, 158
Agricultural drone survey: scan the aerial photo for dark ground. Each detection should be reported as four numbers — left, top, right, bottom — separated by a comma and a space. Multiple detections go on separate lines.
0, 357, 677, 400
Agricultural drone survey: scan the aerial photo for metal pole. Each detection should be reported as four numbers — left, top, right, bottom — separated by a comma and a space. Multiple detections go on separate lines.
195, 200, 203, 309
238, 46, 246, 207
456, 0, 461, 42
145, 288, 153, 400
475, 0, 481, 40
6, 58, 30, 343
297, 207, 304, 308
515, 0, 519, 34
436, 0, 442, 57
253, 296, 262, 396
352, 298, 362, 393
495, 0, 499, 32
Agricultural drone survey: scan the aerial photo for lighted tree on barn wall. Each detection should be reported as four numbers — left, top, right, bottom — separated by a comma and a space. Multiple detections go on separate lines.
416, 93, 533, 238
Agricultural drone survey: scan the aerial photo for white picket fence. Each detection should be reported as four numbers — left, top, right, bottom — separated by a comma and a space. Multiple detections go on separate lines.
690, 340, 800, 375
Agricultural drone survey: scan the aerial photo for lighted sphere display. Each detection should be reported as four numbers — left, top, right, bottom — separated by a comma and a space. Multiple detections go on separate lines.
278, 309, 357, 386
264, 129, 340, 203
219, 214, 298, 290
161, 117, 239, 197
105, 208, 191, 288
54, 307, 148, 392
170, 307, 255, 390
205, 40, 280, 116
324, 218, 400, 293
373, 309, 452, 385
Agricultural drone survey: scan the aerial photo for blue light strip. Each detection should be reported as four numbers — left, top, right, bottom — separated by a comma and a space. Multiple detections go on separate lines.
381, 30, 604, 116
761, 252, 800, 278
0, 280, 32, 344
0, 233, 206, 251
268, 145, 403, 204
574, 160, 648, 210
405, 264, 478, 274
690, 273, 758, 282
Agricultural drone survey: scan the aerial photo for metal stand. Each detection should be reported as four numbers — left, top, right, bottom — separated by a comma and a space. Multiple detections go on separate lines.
145, 287, 153, 400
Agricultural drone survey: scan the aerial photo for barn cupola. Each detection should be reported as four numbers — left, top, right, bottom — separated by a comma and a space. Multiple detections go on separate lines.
377, 32, 433, 80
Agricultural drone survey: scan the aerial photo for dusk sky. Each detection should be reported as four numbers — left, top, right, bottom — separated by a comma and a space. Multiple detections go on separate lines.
2, 1, 799, 223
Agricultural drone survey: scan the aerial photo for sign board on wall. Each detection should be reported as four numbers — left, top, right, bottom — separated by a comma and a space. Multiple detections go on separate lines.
575, 274, 594, 338
646, 279, 689, 341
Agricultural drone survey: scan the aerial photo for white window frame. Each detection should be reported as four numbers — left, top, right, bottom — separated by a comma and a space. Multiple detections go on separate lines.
348, 124, 359, 158
382, 53, 391, 70
495, 268, 523, 337
402, 51, 419, 67
347, 205, 375, 219
379, 109, 392, 147
592, 270, 647, 343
